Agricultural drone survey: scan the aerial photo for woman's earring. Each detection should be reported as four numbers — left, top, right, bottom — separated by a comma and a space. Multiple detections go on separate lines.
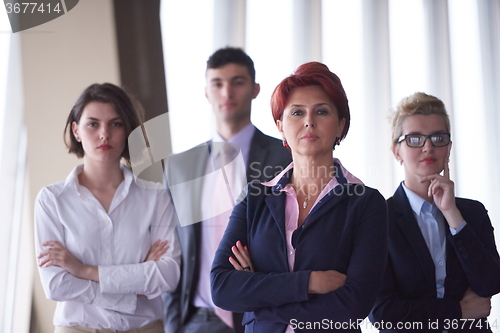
75, 136, 80, 142
282, 139, 289, 148
399, 160, 403, 165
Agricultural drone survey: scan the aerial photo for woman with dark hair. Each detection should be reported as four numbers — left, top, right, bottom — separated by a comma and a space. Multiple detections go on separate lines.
370, 92, 500, 332
35, 83, 180, 333
211, 62, 388, 332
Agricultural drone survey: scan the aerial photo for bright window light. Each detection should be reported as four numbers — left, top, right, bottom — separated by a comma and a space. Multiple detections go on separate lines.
322, 0, 365, 179
389, 0, 429, 105
246, 0, 294, 140
0, 8, 11, 168
160, 0, 214, 154
448, 0, 487, 200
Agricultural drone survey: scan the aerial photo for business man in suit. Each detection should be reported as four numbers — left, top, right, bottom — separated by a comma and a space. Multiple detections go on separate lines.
369, 92, 500, 332
162, 47, 291, 333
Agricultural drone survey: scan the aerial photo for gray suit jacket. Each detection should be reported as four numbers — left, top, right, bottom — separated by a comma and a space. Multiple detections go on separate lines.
162, 128, 291, 333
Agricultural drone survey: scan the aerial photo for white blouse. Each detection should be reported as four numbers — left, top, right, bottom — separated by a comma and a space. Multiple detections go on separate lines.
34, 164, 180, 330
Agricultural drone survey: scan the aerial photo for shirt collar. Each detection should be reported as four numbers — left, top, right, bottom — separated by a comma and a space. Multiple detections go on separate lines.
213, 122, 255, 145
62, 164, 133, 193
62, 164, 83, 192
401, 181, 437, 215
120, 164, 134, 189
212, 123, 255, 164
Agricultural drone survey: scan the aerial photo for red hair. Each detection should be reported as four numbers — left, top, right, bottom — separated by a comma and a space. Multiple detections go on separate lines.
271, 62, 350, 141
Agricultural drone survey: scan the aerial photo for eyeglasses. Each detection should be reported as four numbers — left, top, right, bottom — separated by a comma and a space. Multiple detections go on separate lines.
397, 133, 451, 148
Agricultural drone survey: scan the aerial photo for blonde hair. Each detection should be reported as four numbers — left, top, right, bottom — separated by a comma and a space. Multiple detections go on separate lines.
391, 92, 451, 145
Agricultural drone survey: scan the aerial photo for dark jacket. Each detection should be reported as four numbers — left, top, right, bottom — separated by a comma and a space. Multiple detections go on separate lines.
211, 167, 388, 332
370, 184, 500, 332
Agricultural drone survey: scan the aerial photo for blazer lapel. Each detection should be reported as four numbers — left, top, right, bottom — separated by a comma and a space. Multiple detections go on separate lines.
302, 185, 349, 229
264, 190, 287, 241
443, 221, 462, 296
392, 185, 436, 290
246, 129, 268, 182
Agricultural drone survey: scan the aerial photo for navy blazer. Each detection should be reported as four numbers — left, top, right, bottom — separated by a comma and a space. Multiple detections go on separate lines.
211, 168, 388, 332
370, 184, 500, 332
162, 129, 291, 333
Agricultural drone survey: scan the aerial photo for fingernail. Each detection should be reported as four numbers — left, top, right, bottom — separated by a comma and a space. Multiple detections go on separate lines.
245, 246, 248, 251
237, 241, 242, 246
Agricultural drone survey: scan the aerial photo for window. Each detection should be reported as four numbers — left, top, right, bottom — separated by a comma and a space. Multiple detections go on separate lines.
160, 0, 214, 153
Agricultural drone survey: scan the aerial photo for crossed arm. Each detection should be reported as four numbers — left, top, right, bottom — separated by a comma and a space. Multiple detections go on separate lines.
211, 189, 388, 324
34, 188, 180, 313
37, 239, 169, 281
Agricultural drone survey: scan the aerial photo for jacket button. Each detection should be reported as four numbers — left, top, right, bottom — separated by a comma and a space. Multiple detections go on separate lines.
456, 240, 463, 246
462, 252, 469, 259
459, 246, 466, 252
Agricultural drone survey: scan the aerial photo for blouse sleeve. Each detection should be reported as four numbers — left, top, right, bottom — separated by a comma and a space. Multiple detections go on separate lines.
98, 188, 181, 298
35, 188, 138, 314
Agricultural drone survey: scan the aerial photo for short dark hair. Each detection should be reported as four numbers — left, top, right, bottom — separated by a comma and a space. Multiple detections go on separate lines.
63, 83, 143, 164
206, 47, 256, 82
271, 62, 351, 142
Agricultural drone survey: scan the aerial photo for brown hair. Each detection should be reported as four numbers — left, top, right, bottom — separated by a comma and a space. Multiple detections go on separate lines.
63, 83, 143, 163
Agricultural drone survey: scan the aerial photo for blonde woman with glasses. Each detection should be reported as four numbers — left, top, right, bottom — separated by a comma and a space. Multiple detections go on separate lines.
370, 92, 500, 332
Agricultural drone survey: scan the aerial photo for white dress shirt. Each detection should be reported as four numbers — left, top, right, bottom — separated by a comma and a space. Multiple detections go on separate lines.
35, 164, 181, 330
